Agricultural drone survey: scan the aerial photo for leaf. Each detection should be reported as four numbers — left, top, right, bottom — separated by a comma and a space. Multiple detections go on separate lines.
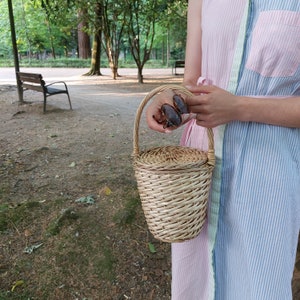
75, 195, 95, 204
148, 242, 157, 253
103, 186, 112, 196
11, 280, 24, 292
24, 229, 31, 237
69, 162, 76, 167
23, 243, 43, 254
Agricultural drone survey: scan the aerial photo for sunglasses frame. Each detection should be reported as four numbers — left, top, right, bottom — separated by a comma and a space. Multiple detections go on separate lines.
160, 94, 189, 128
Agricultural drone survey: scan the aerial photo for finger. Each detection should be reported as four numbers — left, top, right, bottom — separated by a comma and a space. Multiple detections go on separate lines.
195, 116, 211, 128
147, 121, 172, 133
185, 84, 216, 94
195, 119, 209, 128
196, 113, 203, 123
185, 94, 207, 107
145, 108, 171, 133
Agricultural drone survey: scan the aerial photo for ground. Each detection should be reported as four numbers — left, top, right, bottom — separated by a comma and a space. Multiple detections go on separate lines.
0, 68, 299, 299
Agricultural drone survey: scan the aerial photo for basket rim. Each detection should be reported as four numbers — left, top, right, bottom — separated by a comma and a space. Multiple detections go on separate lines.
132, 84, 215, 168
134, 145, 209, 170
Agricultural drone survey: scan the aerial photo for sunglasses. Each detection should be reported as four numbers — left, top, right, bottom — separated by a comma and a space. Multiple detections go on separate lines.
160, 94, 189, 128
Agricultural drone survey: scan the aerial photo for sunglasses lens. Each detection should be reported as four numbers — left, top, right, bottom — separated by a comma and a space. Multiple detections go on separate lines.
173, 94, 189, 114
161, 104, 182, 128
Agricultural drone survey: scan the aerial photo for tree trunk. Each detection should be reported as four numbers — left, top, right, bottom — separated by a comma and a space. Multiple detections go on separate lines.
137, 66, 143, 84
110, 65, 118, 80
47, 22, 56, 59
107, 44, 119, 80
84, 2, 102, 76
77, 9, 91, 59
7, 0, 22, 103
84, 32, 102, 76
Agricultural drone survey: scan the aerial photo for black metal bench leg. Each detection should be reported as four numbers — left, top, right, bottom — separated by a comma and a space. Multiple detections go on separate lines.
67, 93, 72, 110
43, 93, 47, 113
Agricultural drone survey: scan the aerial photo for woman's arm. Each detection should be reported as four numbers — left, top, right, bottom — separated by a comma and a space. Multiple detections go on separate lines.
183, 0, 203, 86
145, 0, 203, 132
186, 84, 300, 128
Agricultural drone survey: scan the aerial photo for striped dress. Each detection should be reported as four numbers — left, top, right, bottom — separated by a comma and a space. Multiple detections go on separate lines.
171, 1, 300, 299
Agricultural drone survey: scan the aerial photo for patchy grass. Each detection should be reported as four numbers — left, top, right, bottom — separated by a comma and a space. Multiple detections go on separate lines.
46, 208, 79, 236
0, 201, 42, 232
113, 194, 140, 225
0, 186, 149, 299
0, 157, 168, 299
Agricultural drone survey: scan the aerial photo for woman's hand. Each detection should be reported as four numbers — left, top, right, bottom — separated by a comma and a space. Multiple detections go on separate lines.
186, 84, 240, 127
145, 84, 241, 132
145, 89, 178, 133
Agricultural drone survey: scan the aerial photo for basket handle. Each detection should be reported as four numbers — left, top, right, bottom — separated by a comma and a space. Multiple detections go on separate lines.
133, 85, 215, 167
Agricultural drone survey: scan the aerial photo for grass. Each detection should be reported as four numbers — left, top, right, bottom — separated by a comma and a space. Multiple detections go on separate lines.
0, 201, 41, 232
0, 57, 174, 69
46, 208, 79, 236
0, 291, 33, 300
113, 195, 140, 225
0, 186, 142, 298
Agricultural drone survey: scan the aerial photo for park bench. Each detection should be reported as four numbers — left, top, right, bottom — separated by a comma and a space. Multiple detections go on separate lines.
16, 71, 72, 113
172, 60, 185, 75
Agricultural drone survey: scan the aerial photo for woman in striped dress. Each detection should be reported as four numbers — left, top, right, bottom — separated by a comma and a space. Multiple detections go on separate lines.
146, 0, 300, 299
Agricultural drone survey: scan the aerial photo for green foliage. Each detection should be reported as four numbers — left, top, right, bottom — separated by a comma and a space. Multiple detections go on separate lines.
2, 0, 77, 57
94, 247, 116, 281
0, 201, 41, 232
0, 1, 12, 57
46, 208, 79, 236
113, 196, 140, 225
0, 291, 33, 300
0, 57, 92, 67
1, 0, 188, 70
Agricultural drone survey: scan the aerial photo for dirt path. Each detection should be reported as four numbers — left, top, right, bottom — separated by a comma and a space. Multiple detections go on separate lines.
0, 68, 184, 299
0, 68, 299, 299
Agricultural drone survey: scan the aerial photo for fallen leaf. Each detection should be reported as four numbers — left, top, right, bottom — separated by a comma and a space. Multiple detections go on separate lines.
75, 195, 95, 204
11, 280, 24, 292
24, 229, 31, 237
103, 186, 112, 196
148, 242, 157, 253
23, 243, 43, 254
69, 162, 76, 167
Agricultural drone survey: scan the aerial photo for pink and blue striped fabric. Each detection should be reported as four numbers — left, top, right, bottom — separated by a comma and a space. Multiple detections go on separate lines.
171, 1, 300, 299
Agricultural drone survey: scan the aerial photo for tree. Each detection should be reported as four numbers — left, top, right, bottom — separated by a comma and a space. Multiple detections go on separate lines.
102, 0, 125, 79
2, 0, 189, 78
124, 0, 163, 83
39, 0, 77, 58
84, 1, 103, 75
7, 0, 22, 103
39, 0, 103, 74
157, 0, 188, 64
77, 8, 91, 59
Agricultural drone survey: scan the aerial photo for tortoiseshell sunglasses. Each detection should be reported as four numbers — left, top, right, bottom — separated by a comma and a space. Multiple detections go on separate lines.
160, 94, 189, 128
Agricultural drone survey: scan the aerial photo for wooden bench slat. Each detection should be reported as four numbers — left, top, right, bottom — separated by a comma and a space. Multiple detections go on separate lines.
22, 83, 44, 92
17, 72, 43, 84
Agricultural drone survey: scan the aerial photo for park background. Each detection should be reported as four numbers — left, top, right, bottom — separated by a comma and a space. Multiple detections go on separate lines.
1, 0, 300, 299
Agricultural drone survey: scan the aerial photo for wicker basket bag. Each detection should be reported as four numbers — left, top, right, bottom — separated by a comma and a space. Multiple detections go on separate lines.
133, 85, 215, 243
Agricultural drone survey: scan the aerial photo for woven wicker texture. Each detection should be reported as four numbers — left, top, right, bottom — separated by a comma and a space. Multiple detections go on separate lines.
133, 85, 215, 243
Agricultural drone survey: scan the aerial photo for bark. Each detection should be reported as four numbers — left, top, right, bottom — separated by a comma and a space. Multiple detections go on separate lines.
84, 32, 102, 76
7, 0, 22, 103
84, 2, 102, 76
77, 9, 91, 59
